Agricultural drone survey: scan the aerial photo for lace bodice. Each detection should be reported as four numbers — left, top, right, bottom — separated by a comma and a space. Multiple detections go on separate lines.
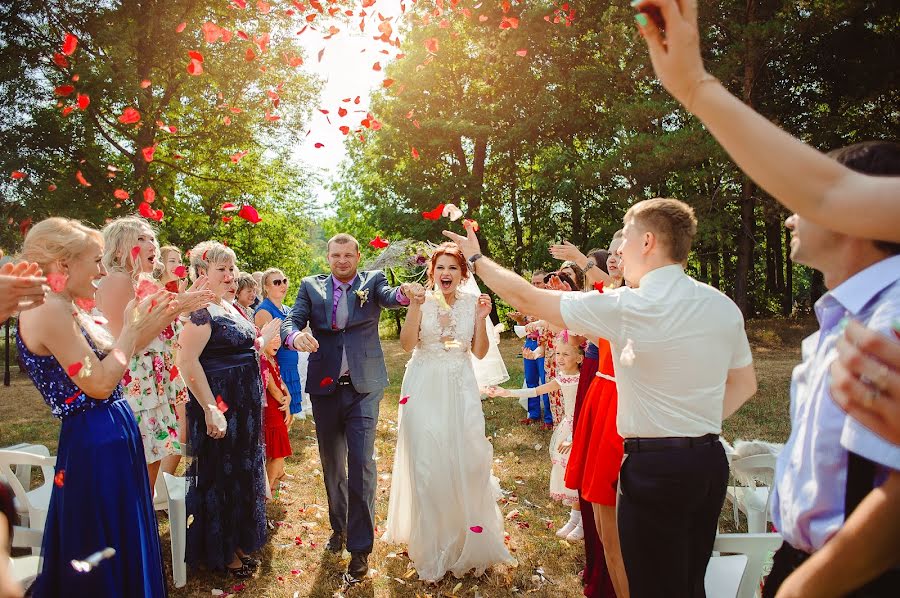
414, 291, 478, 357
556, 373, 580, 420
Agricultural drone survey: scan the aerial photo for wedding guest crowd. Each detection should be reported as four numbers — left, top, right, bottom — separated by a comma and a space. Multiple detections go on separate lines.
3, 2, 900, 596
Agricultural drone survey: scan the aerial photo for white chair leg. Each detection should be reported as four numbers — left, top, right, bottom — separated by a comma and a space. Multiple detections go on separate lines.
746, 508, 767, 535
163, 473, 186, 588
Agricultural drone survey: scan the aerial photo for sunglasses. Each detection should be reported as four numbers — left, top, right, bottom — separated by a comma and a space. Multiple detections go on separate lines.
271, 278, 289, 286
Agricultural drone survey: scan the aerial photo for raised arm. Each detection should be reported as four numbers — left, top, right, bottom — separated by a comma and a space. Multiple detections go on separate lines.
632, 0, 900, 242
444, 226, 567, 329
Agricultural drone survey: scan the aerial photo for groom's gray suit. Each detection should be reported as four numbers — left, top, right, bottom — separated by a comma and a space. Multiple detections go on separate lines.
281, 269, 406, 554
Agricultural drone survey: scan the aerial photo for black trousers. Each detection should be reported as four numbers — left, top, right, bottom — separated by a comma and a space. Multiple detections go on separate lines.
763, 542, 900, 598
618, 440, 729, 598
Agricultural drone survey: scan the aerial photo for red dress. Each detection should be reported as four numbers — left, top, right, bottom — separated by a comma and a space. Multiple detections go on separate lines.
565, 338, 623, 507
262, 355, 293, 460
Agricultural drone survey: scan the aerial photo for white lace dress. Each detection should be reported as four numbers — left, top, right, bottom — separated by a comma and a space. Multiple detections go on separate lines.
383, 291, 516, 582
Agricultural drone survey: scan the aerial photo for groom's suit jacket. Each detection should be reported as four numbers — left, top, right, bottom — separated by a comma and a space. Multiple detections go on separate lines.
281, 270, 404, 396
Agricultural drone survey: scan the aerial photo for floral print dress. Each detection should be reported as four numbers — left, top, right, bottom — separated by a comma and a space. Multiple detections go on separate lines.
123, 321, 187, 464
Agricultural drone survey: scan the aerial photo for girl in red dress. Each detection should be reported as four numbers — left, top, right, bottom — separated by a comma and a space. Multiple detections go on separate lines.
261, 333, 293, 496
565, 236, 628, 598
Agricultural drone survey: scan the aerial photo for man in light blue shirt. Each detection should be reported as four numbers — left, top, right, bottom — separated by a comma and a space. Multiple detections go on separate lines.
766, 141, 900, 597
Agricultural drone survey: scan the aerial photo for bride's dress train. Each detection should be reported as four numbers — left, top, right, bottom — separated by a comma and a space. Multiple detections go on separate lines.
382, 290, 516, 582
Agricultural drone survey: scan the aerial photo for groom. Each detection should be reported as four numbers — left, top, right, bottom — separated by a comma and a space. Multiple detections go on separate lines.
281, 233, 411, 581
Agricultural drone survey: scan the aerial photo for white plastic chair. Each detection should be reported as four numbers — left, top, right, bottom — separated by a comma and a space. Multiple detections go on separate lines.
162, 472, 187, 588
726, 453, 777, 533
7, 525, 43, 591
0, 446, 56, 548
705, 533, 782, 598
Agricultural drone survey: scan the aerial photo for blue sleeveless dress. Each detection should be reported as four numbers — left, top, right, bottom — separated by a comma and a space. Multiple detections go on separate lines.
184, 307, 267, 569
255, 298, 303, 414
16, 328, 166, 598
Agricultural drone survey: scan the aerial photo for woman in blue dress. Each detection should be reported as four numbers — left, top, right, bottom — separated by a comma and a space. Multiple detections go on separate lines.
254, 268, 304, 415
16, 217, 180, 597
176, 242, 270, 578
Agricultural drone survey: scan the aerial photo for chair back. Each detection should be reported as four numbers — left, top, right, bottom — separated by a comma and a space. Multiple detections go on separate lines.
706, 533, 782, 598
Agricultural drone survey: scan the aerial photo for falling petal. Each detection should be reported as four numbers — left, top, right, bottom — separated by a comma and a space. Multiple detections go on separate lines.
75, 170, 91, 186
54, 470, 66, 486
62, 33, 78, 56
369, 236, 389, 249
422, 203, 444, 220
398, 395, 409, 404
118, 107, 141, 124
319, 377, 334, 387
237, 205, 262, 224
67, 362, 83, 377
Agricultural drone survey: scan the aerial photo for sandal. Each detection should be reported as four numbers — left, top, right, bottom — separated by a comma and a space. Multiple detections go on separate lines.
240, 555, 260, 569
226, 563, 254, 579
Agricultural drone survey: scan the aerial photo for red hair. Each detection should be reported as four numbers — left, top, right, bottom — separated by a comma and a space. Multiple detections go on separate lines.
427, 242, 469, 285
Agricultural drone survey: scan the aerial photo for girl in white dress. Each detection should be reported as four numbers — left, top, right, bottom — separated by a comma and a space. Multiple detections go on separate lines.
490, 333, 585, 541
383, 242, 516, 583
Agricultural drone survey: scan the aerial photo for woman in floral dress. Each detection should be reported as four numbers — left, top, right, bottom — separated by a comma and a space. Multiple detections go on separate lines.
96, 216, 210, 492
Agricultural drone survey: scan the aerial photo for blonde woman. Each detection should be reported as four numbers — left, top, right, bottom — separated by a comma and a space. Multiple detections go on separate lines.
177, 242, 276, 577
157, 244, 184, 293
96, 217, 211, 493
255, 268, 304, 415
16, 217, 176, 597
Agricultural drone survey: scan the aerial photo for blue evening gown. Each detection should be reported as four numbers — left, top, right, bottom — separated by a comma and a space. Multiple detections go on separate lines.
16, 328, 166, 597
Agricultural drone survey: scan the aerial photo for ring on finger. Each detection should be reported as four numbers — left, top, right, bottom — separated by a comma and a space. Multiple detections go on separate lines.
862, 386, 879, 408
871, 363, 890, 392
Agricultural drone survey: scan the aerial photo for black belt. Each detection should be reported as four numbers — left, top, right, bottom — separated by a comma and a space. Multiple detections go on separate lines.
337, 375, 352, 386
624, 433, 719, 454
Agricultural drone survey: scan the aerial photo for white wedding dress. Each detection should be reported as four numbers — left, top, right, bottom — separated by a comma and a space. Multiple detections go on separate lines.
382, 290, 516, 582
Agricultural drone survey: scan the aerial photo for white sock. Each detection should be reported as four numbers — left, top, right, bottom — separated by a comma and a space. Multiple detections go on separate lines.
570, 509, 582, 524
556, 508, 581, 538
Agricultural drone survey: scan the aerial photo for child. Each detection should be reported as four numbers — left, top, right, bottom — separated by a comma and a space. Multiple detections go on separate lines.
490, 333, 585, 541
261, 333, 293, 496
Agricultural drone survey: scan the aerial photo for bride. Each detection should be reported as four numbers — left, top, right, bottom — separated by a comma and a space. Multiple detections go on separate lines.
382, 242, 516, 582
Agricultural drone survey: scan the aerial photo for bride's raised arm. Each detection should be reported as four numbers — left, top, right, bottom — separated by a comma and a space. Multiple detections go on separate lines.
399, 284, 426, 352
471, 293, 491, 360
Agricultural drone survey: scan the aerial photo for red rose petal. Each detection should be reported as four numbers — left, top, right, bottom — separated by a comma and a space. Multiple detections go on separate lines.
143, 186, 156, 203
63, 391, 81, 404
54, 470, 66, 487
62, 33, 78, 56
216, 395, 229, 413
237, 205, 261, 224
469, 525, 483, 533
399, 395, 409, 404
10, 170, 26, 180
74, 297, 96, 311
369, 236, 389, 249
422, 203, 444, 220
118, 107, 141, 124
130, 245, 141, 261
319, 377, 334, 387
135, 278, 159, 300
113, 188, 129, 200
75, 170, 91, 187
67, 362, 83, 376
77, 94, 90, 110
169, 365, 180, 382
173, 265, 187, 278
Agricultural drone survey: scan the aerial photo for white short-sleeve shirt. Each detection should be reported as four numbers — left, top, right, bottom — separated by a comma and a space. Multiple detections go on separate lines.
560, 264, 753, 438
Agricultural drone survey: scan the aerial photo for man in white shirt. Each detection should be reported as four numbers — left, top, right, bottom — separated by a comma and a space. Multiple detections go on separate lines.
445, 198, 757, 597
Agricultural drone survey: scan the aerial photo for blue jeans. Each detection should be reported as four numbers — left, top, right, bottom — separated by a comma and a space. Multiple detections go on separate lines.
523, 338, 551, 424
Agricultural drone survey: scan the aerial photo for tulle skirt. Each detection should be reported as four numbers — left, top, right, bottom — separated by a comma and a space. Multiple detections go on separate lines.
383, 348, 516, 582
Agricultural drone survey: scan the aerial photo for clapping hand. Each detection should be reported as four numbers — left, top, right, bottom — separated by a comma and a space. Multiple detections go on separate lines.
546, 275, 572, 292
259, 318, 281, 349
175, 276, 217, 315
549, 240, 586, 264
0, 261, 48, 320
476, 293, 492, 319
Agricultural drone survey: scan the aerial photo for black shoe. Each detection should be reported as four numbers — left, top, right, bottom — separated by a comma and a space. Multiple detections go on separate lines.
325, 531, 346, 553
226, 563, 254, 579
239, 555, 260, 569
347, 552, 369, 580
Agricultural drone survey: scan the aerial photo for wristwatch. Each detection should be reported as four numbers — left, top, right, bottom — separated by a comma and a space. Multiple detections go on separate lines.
468, 253, 483, 272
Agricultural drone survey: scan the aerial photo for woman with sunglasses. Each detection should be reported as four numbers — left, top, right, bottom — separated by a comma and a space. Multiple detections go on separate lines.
255, 268, 303, 415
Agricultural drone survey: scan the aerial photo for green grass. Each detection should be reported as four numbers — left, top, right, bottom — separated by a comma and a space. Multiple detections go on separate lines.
0, 319, 816, 597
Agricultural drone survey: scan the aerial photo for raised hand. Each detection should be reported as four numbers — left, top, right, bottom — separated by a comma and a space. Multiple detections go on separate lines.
546, 275, 572, 292
442, 219, 481, 259
0, 261, 48, 320
124, 290, 178, 348
259, 318, 281, 349
549, 240, 586, 265
632, 0, 709, 107
476, 293, 492, 319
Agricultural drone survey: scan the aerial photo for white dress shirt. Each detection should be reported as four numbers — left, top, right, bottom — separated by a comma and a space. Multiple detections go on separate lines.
560, 264, 753, 438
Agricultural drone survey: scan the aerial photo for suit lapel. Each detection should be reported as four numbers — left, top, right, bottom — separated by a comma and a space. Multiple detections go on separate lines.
324, 275, 335, 329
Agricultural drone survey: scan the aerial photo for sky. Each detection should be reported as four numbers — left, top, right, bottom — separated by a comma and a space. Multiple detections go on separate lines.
292, 3, 404, 213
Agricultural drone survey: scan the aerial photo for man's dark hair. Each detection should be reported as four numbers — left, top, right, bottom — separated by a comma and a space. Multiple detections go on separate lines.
828, 141, 900, 255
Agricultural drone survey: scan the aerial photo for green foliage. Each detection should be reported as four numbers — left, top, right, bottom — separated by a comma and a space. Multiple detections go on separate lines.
0, 0, 320, 284
332, 0, 900, 317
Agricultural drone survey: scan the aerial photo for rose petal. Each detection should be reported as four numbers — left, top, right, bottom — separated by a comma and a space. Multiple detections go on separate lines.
399, 395, 409, 404
54, 470, 66, 487
319, 377, 334, 387
67, 362, 83, 376
469, 525, 483, 533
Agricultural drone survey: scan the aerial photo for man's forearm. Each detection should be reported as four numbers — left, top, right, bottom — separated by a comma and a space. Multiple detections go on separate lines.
776, 471, 900, 597
474, 258, 566, 329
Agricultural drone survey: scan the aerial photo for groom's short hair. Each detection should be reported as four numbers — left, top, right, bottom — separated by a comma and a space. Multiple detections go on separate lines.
327, 233, 360, 252
624, 198, 697, 263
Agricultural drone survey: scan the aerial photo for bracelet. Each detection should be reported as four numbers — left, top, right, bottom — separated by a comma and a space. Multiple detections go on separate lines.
685, 73, 719, 113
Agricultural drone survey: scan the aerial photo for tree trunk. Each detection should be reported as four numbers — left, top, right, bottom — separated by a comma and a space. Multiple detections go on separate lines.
782, 227, 793, 316
510, 173, 524, 274
469, 137, 487, 213
734, 0, 758, 316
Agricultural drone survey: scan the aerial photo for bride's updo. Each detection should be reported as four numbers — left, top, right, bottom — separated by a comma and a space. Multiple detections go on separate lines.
426, 242, 470, 286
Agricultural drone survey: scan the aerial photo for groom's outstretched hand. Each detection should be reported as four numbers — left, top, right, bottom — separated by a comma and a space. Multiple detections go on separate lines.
442, 220, 481, 259
292, 331, 320, 353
